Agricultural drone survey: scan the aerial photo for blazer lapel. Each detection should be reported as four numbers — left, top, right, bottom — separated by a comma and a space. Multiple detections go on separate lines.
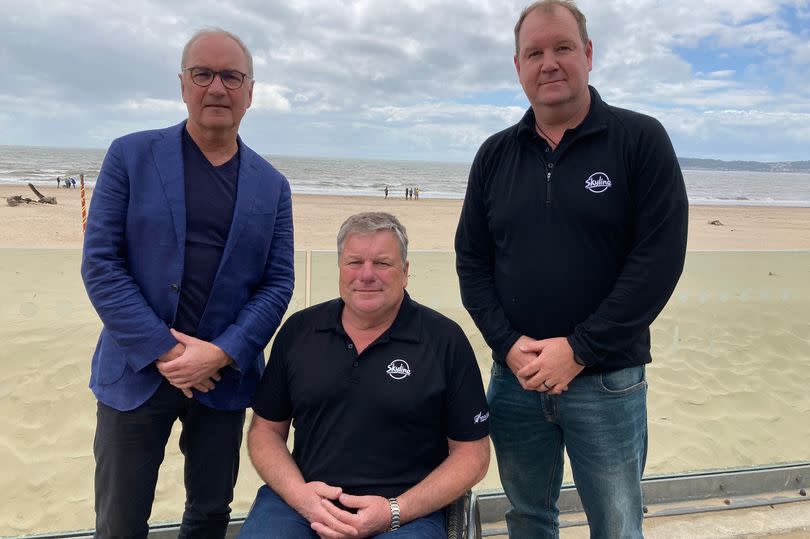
152, 122, 187, 251
219, 137, 259, 265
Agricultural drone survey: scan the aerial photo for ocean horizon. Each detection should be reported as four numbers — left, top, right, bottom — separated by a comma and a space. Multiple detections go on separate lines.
2, 144, 809, 207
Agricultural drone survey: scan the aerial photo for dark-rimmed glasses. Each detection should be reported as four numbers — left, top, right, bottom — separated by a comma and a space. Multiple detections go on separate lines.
182, 66, 250, 90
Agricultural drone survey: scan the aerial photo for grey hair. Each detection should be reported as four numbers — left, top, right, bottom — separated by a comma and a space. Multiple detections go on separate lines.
181, 28, 254, 77
514, 0, 589, 56
337, 212, 409, 264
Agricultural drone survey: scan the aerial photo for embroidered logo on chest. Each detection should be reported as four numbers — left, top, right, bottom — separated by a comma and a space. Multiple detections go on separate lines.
585, 172, 612, 193
386, 359, 411, 380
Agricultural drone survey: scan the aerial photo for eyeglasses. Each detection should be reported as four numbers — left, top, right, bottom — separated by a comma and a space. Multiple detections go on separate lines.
182, 66, 250, 90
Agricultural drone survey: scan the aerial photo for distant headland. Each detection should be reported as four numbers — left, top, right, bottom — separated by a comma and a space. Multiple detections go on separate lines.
679, 158, 810, 173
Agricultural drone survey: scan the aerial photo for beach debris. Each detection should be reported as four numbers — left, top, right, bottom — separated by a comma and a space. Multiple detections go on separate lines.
6, 195, 35, 206
708, 219, 723, 226
5, 183, 57, 207
28, 182, 57, 204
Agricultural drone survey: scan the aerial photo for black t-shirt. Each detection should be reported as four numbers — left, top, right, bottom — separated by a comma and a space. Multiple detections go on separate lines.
174, 128, 239, 335
252, 292, 489, 498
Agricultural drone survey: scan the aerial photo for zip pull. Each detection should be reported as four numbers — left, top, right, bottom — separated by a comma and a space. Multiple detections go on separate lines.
545, 170, 552, 205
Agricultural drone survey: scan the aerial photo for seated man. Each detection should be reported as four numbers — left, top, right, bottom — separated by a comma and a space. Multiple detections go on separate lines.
239, 212, 490, 538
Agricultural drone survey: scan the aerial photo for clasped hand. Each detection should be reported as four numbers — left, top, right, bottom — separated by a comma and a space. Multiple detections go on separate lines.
506, 335, 584, 395
299, 481, 391, 539
155, 329, 232, 398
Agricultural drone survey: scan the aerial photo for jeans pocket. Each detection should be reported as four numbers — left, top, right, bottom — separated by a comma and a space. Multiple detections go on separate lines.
598, 365, 647, 395
491, 361, 505, 379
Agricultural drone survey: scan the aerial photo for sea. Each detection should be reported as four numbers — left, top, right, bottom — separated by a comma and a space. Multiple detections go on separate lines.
1, 144, 809, 206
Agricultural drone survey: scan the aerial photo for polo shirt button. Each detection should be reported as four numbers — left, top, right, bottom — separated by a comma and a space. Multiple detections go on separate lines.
544, 147, 549, 152
353, 361, 359, 367
170, 283, 179, 292
347, 343, 354, 349
547, 163, 554, 169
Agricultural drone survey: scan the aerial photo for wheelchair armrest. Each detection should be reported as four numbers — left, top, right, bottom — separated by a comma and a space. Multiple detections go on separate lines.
445, 490, 481, 539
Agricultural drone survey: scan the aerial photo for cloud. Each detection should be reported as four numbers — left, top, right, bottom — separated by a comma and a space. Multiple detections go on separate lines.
704, 70, 736, 78
0, 0, 807, 161
364, 103, 524, 125
251, 83, 292, 112
0, 94, 82, 116
116, 98, 186, 113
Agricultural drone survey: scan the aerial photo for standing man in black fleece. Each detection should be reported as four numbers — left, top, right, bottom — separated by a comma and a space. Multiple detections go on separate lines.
454, 1, 687, 537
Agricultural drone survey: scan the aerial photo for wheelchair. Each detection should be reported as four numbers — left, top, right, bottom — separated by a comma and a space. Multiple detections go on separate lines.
445, 490, 481, 539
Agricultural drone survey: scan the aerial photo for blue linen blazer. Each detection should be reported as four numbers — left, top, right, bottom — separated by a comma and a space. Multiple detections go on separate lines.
81, 121, 295, 411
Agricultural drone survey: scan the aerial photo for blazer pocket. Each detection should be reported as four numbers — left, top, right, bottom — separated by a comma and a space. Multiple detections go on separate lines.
249, 195, 279, 216
97, 357, 127, 385
242, 210, 277, 245
96, 334, 128, 385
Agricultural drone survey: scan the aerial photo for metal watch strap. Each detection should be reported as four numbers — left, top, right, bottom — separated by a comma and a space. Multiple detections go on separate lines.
387, 497, 401, 531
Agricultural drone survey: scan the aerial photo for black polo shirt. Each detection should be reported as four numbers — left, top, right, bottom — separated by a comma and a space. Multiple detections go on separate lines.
252, 292, 489, 499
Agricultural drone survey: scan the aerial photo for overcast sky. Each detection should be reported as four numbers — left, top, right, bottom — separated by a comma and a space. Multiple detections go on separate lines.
1, 0, 808, 162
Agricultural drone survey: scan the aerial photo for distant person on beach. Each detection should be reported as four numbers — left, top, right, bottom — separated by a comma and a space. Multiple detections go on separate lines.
71, 177, 76, 188
56, 176, 61, 188
238, 212, 489, 538
415, 186, 420, 200
81, 28, 294, 538
384, 185, 389, 198
455, 1, 688, 537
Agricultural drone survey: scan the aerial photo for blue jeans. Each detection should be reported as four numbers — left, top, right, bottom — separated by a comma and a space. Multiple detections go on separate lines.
488, 362, 647, 539
238, 485, 446, 538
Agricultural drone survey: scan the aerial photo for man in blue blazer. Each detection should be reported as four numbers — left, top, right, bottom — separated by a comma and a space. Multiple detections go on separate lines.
82, 28, 294, 538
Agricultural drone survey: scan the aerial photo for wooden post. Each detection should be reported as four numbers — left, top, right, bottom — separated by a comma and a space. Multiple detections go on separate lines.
80, 174, 87, 233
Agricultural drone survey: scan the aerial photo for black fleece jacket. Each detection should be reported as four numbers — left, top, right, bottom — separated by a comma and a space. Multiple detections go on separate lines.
455, 86, 688, 372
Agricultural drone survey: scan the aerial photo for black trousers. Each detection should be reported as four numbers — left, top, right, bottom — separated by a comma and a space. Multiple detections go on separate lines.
94, 380, 245, 539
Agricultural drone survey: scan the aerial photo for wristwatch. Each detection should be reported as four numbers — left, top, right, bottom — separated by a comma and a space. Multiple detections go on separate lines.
387, 497, 401, 532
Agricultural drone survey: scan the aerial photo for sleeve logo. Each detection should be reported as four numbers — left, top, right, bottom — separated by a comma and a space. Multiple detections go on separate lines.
474, 411, 490, 424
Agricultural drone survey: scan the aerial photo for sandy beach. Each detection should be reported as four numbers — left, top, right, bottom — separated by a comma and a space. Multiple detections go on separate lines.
3, 185, 810, 251
1, 184, 809, 535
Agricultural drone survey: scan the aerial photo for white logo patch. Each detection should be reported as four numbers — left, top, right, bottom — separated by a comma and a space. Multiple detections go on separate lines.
386, 359, 411, 380
585, 172, 612, 193
474, 411, 490, 424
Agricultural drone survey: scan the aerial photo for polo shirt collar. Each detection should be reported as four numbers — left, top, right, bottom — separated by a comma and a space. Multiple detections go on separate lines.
314, 290, 422, 344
